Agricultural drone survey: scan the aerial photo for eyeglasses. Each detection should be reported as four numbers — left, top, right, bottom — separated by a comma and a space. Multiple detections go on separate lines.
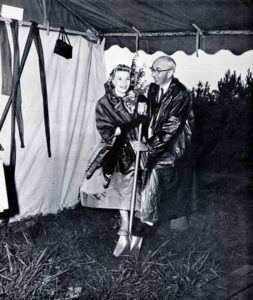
149, 67, 172, 75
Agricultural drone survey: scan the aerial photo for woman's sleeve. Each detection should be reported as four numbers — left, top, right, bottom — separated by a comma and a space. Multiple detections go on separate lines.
95, 100, 117, 143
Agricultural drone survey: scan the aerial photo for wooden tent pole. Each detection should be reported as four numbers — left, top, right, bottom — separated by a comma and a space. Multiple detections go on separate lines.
42, 0, 50, 35
42, 0, 47, 26
192, 24, 203, 57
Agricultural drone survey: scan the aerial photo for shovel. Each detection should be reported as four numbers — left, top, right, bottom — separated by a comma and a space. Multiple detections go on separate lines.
113, 123, 144, 258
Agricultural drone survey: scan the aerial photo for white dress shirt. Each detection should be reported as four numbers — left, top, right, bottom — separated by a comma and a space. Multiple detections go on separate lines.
159, 79, 172, 101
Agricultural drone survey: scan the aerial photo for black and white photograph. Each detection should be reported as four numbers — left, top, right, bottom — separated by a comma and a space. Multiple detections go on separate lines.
0, 1, 252, 299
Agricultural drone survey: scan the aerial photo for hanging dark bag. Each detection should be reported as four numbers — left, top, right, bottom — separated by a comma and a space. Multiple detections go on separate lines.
54, 27, 72, 59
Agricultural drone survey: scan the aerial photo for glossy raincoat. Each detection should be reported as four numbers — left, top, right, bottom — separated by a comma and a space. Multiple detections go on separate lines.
85, 89, 145, 184
139, 77, 194, 222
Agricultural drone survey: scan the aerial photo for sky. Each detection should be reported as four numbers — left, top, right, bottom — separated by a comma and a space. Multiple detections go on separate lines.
105, 46, 253, 91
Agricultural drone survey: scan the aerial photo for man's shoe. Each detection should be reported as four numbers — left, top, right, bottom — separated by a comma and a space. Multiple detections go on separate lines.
132, 220, 153, 237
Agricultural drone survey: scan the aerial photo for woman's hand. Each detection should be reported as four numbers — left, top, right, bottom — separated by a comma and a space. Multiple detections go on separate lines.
130, 141, 148, 152
114, 127, 121, 136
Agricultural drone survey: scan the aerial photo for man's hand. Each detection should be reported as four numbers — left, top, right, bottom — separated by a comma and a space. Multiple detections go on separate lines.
130, 141, 148, 152
137, 102, 147, 116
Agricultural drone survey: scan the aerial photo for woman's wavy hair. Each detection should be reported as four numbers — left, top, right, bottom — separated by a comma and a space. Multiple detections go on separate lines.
104, 64, 134, 93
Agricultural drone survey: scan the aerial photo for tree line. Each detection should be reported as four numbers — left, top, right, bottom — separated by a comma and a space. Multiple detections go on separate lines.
190, 69, 252, 173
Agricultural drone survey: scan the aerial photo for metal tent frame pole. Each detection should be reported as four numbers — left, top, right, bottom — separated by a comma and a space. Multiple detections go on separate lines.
102, 30, 253, 37
0, 16, 98, 40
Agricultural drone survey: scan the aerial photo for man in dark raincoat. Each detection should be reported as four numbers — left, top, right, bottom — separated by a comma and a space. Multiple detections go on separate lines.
136, 56, 194, 233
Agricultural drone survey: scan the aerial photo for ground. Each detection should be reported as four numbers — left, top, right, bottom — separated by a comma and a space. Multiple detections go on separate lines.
0, 167, 252, 299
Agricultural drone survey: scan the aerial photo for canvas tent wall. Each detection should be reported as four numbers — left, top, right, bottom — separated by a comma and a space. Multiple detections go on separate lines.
0, 24, 106, 220
0, 0, 252, 220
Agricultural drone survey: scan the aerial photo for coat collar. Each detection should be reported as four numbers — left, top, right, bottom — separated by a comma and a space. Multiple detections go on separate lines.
151, 77, 179, 95
160, 79, 172, 94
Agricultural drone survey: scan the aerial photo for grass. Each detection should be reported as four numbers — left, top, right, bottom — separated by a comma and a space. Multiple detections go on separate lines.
0, 171, 252, 299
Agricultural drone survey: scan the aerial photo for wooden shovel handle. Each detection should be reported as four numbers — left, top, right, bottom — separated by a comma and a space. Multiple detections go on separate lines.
129, 123, 142, 235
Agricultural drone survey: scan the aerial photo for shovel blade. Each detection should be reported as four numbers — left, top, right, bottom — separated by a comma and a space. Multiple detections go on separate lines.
113, 236, 130, 257
130, 235, 143, 258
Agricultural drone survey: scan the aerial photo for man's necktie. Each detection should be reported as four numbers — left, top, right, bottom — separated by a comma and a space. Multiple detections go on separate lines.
159, 87, 164, 102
